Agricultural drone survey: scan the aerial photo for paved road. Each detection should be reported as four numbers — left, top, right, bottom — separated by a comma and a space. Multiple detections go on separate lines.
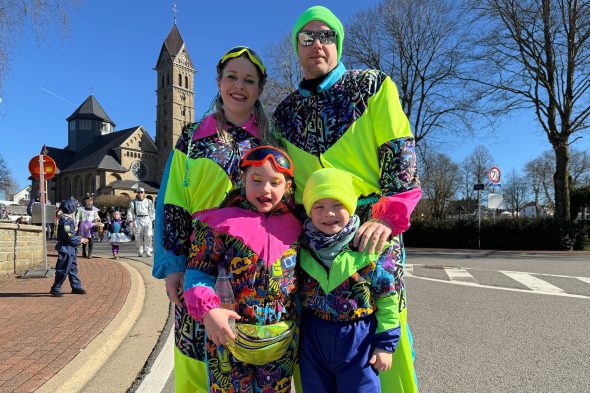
406, 250, 590, 393
91, 244, 590, 392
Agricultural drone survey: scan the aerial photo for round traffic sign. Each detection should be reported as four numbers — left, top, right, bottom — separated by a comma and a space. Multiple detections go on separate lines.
489, 166, 501, 183
29, 155, 57, 180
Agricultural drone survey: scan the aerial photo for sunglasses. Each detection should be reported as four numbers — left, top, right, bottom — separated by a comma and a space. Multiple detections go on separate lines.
240, 146, 294, 177
219, 46, 266, 76
297, 30, 337, 46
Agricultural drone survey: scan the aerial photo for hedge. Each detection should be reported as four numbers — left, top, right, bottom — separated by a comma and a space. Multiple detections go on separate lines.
403, 218, 585, 250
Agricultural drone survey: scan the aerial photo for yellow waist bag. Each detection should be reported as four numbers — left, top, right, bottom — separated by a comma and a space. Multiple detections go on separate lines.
226, 321, 294, 366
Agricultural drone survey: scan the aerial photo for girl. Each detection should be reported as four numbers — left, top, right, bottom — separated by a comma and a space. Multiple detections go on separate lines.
183, 146, 302, 392
153, 46, 274, 392
108, 210, 130, 259
76, 194, 101, 258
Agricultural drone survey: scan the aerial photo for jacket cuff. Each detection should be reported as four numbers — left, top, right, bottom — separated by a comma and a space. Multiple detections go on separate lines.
372, 326, 401, 353
371, 188, 422, 235
184, 286, 220, 323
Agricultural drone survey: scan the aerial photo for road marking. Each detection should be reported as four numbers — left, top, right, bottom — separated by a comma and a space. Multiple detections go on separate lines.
500, 271, 564, 293
406, 274, 590, 299
405, 264, 413, 274
578, 277, 590, 284
135, 327, 175, 393
444, 267, 476, 282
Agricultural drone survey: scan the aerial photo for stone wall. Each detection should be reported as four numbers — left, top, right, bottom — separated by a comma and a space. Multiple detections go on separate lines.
0, 221, 45, 276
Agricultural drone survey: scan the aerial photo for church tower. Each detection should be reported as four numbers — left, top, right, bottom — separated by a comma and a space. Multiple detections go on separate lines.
154, 23, 195, 183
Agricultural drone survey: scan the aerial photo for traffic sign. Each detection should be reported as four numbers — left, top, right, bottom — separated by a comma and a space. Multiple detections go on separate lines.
28, 155, 57, 180
473, 183, 485, 190
489, 166, 501, 183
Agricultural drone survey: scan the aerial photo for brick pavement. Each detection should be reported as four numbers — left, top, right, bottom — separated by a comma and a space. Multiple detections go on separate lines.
0, 249, 131, 393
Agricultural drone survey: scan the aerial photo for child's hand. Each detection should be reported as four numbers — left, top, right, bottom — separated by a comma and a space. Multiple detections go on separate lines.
369, 348, 392, 372
202, 308, 241, 346
80, 238, 89, 244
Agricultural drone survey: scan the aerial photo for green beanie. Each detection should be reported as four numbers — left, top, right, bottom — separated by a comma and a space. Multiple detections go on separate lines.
303, 168, 357, 217
292, 6, 344, 61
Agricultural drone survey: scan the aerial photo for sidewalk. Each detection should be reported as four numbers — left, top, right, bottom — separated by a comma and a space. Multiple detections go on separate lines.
0, 245, 169, 393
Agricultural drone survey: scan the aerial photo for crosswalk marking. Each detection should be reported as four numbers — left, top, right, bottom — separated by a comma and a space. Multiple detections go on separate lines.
500, 271, 564, 293
578, 277, 590, 284
444, 267, 476, 282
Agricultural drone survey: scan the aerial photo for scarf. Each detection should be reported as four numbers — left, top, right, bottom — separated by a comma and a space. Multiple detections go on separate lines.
304, 215, 360, 268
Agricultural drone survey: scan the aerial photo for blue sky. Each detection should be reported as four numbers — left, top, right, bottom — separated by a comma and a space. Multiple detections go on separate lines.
1, 0, 588, 191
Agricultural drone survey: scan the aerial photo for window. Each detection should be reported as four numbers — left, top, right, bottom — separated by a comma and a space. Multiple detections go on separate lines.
79, 120, 92, 130
68, 121, 76, 131
167, 73, 169, 86
185, 76, 188, 88
161, 74, 164, 87
178, 73, 182, 85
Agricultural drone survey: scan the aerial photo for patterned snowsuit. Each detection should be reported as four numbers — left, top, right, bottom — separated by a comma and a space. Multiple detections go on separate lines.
273, 62, 422, 392
183, 202, 302, 392
153, 114, 261, 392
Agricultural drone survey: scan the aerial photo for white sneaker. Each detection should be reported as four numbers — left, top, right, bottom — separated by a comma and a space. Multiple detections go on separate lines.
146, 251, 153, 257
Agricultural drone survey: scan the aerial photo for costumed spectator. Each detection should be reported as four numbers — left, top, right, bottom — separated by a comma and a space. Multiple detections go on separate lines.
183, 146, 301, 391
76, 194, 101, 258
50, 199, 88, 297
153, 46, 273, 392
97, 206, 109, 242
273, 6, 422, 392
299, 168, 402, 392
26, 196, 39, 216
127, 187, 155, 257
0, 208, 9, 220
108, 210, 130, 259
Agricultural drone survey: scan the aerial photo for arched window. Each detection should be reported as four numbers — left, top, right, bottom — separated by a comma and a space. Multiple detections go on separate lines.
167, 73, 169, 86
185, 76, 188, 88
178, 73, 182, 85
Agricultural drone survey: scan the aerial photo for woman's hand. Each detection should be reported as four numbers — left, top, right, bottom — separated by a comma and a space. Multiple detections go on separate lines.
203, 308, 241, 345
165, 271, 185, 307
353, 219, 392, 254
369, 347, 392, 372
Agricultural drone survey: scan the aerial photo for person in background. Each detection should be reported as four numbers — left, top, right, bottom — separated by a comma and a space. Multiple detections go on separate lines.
50, 199, 88, 297
108, 210, 130, 259
273, 6, 422, 392
127, 187, 155, 257
76, 194, 100, 258
153, 46, 274, 392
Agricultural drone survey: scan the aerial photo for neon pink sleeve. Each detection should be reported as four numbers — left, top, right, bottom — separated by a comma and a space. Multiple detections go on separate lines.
183, 286, 220, 323
371, 188, 422, 235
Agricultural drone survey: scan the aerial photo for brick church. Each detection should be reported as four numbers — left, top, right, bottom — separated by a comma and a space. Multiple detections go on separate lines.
31, 23, 195, 203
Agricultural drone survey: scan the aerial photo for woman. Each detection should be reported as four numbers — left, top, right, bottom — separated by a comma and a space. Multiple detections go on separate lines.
153, 46, 273, 393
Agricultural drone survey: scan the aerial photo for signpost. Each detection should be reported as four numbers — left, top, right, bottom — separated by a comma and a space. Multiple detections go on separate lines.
473, 184, 485, 248
23, 153, 57, 278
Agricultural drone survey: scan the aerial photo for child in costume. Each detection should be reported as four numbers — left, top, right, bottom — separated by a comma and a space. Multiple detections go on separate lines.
183, 146, 302, 393
298, 168, 401, 393
76, 194, 101, 258
108, 210, 131, 259
50, 199, 88, 297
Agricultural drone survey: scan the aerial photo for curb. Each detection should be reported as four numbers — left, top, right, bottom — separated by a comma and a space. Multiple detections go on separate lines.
35, 261, 145, 392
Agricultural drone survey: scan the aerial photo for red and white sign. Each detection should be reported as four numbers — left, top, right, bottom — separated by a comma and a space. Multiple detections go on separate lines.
489, 166, 501, 184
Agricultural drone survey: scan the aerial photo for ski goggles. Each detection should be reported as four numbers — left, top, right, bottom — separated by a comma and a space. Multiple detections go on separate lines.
297, 29, 337, 46
219, 46, 266, 76
240, 146, 294, 177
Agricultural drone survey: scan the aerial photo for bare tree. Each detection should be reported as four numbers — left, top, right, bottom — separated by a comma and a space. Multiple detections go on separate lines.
465, 0, 590, 222
569, 149, 590, 186
419, 149, 461, 218
504, 169, 529, 216
459, 145, 495, 211
0, 1, 77, 95
262, 35, 303, 113
0, 154, 18, 199
344, 0, 485, 146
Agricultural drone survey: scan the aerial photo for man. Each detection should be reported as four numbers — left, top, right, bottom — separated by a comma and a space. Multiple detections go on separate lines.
273, 6, 422, 393
127, 187, 154, 257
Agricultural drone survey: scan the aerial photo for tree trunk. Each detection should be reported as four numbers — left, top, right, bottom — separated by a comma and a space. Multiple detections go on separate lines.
553, 142, 571, 222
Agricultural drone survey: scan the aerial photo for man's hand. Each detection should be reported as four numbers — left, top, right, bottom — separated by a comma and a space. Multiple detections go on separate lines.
165, 271, 185, 307
203, 308, 241, 345
369, 347, 392, 372
353, 219, 392, 254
